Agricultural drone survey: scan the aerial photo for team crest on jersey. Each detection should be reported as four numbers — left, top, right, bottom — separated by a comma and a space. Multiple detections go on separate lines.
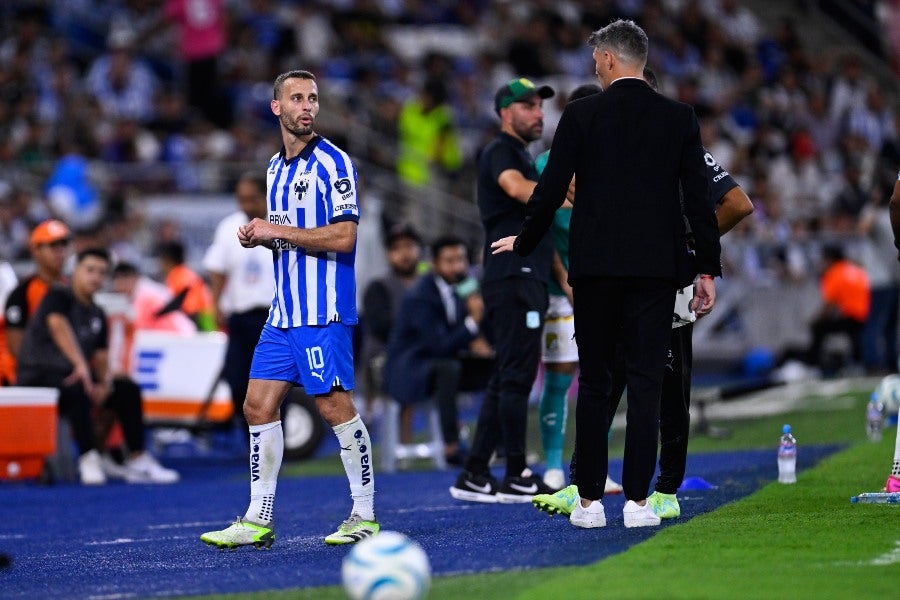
294, 179, 309, 201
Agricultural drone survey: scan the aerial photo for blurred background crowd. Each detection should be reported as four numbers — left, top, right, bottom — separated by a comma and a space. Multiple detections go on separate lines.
1, 0, 899, 375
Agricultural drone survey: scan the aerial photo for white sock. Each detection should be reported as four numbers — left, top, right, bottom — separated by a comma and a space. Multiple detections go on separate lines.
244, 421, 283, 525
334, 414, 375, 521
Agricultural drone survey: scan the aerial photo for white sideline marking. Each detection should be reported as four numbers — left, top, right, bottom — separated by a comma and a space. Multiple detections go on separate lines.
392, 504, 482, 514
831, 540, 900, 567
88, 594, 137, 600
871, 541, 900, 566
85, 535, 194, 546
147, 521, 224, 530
0, 534, 25, 540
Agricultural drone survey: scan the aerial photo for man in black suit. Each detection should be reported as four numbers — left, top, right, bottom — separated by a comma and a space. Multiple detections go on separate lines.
383, 236, 492, 464
495, 20, 720, 528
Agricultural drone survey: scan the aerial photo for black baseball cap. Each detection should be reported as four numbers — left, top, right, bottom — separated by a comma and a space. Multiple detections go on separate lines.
385, 222, 421, 247
494, 78, 554, 115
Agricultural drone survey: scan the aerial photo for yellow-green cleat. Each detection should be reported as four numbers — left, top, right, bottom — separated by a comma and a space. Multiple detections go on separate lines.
200, 517, 275, 550
648, 491, 681, 519
324, 514, 379, 545
532, 484, 579, 517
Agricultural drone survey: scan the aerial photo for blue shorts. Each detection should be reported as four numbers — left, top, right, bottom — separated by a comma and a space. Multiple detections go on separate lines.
249, 323, 355, 395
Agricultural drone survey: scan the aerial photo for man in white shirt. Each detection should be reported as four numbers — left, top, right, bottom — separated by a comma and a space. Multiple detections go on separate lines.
202, 172, 275, 429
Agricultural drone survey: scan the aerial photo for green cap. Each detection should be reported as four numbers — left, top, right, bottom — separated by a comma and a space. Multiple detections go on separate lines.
494, 78, 554, 114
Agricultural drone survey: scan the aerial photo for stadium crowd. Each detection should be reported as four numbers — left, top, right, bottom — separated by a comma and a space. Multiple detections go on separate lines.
0, 0, 898, 367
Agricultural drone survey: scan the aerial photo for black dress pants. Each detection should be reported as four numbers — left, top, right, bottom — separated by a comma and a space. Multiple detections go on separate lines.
573, 277, 675, 501
599, 322, 693, 495
466, 278, 547, 478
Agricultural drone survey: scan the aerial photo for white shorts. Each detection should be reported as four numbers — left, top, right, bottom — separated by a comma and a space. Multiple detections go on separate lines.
542, 294, 578, 363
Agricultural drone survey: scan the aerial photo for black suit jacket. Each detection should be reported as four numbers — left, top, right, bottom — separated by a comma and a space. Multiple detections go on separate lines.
515, 78, 720, 286
382, 274, 476, 406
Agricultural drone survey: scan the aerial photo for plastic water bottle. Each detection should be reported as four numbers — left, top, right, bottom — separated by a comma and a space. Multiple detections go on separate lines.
866, 396, 884, 442
851, 492, 900, 504
777, 424, 797, 484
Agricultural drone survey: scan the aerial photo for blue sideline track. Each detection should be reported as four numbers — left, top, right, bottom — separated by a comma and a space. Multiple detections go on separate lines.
0, 446, 838, 599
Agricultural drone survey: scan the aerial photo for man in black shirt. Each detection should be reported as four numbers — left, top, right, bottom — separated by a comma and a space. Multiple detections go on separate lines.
450, 78, 557, 503
17, 248, 178, 485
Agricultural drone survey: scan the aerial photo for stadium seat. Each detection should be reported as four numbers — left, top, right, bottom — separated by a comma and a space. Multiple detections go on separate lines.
379, 397, 447, 473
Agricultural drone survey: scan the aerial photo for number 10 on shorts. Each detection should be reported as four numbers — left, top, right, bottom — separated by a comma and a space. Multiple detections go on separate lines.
306, 346, 325, 369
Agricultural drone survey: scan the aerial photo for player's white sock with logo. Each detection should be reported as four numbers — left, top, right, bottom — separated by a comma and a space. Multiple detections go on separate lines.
244, 421, 282, 525
334, 414, 375, 521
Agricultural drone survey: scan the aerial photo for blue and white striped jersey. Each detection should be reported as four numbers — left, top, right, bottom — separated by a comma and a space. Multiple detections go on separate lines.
265, 136, 359, 328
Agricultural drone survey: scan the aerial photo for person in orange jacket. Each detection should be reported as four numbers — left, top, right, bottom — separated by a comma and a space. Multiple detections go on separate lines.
157, 241, 216, 331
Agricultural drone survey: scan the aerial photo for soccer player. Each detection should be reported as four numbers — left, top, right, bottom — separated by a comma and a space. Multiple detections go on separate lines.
201, 70, 376, 549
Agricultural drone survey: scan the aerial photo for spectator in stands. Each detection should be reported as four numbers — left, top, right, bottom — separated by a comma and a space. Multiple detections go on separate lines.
0, 183, 29, 261
157, 241, 215, 331
161, 0, 228, 126
706, 0, 762, 51
202, 172, 274, 429
3, 220, 71, 384
845, 83, 897, 154
383, 236, 491, 465
43, 139, 104, 231
768, 130, 828, 221
360, 222, 423, 422
829, 53, 869, 123
15, 248, 179, 485
83, 28, 158, 123
831, 155, 874, 219
798, 90, 841, 161
397, 78, 463, 189
397, 78, 463, 234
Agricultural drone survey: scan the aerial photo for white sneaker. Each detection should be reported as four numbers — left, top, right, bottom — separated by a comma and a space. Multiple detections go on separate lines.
78, 449, 107, 485
125, 453, 180, 484
604, 475, 624, 495
623, 499, 661, 528
570, 498, 606, 529
99, 454, 130, 480
543, 468, 566, 491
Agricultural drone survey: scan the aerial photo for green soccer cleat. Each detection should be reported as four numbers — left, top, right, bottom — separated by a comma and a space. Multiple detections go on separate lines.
648, 491, 681, 519
324, 514, 380, 545
532, 484, 579, 517
200, 517, 275, 550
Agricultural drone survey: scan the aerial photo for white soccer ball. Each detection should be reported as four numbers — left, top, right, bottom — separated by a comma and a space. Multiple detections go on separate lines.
342, 531, 431, 600
874, 374, 900, 414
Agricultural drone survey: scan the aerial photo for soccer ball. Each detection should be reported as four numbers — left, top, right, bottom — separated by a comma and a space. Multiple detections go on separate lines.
341, 531, 431, 600
874, 374, 900, 415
